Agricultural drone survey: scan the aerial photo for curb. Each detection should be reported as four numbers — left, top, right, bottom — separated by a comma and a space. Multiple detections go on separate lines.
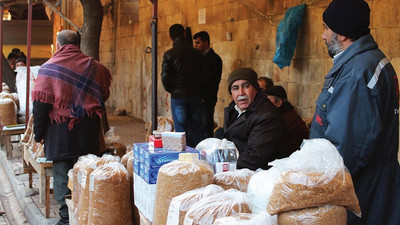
0, 149, 58, 225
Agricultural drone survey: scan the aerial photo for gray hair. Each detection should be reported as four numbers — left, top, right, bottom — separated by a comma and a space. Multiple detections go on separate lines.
56, 30, 81, 47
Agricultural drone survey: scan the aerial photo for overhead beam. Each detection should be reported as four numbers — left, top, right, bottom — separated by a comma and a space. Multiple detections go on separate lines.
42, 0, 82, 33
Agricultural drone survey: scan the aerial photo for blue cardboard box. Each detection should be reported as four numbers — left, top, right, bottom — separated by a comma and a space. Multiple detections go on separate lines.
134, 144, 199, 184
133, 157, 140, 175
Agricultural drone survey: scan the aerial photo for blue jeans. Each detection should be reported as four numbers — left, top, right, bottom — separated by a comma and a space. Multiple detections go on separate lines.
171, 97, 205, 147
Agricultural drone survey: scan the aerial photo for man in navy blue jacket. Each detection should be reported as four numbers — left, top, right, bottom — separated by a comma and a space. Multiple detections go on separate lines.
310, 0, 400, 224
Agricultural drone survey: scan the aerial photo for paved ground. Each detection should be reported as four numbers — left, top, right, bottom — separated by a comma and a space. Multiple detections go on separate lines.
0, 108, 146, 225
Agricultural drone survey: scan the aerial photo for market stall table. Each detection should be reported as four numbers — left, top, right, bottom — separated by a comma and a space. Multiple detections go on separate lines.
22, 144, 53, 218
1, 124, 25, 158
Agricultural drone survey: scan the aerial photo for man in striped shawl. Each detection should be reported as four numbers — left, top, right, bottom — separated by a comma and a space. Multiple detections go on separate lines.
32, 30, 111, 225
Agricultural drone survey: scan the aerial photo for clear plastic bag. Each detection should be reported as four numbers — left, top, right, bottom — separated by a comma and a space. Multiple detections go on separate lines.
88, 162, 133, 225
183, 189, 252, 225
277, 205, 347, 225
214, 168, 255, 192
154, 160, 214, 225
195, 138, 238, 173
167, 184, 224, 225
266, 139, 361, 216
212, 211, 276, 225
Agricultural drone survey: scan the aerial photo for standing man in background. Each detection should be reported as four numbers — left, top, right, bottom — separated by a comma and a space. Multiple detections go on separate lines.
309, 0, 400, 224
161, 24, 206, 147
32, 30, 111, 225
193, 31, 223, 138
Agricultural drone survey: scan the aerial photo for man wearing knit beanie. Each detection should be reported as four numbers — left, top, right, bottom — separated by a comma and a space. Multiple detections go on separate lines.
222, 68, 285, 170
310, 0, 400, 224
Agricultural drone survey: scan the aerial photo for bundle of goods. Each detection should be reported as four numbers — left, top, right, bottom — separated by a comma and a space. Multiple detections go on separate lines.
195, 138, 238, 173
121, 150, 134, 168
212, 211, 275, 225
72, 154, 99, 212
2, 83, 9, 93
104, 127, 127, 158
77, 154, 120, 225
183, 189, 252, 225
277, 204, 347, 225
153, 157, 214, 225
88, 162, 133, 225
266, 139, 361, 222
0, 98, 17, 125
246, 167, 281, 216
213, 168, 255, 192
166, 184, 224, 225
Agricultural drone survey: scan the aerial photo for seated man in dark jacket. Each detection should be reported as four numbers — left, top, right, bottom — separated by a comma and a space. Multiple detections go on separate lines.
265, 85, 309, 156
223, 68, 285, 170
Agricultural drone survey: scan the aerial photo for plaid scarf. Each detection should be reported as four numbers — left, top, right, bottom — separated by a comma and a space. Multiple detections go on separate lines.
32, 44, 111, 130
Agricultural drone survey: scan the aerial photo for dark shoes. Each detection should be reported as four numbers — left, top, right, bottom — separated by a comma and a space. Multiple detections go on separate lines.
55, 217, 69, 225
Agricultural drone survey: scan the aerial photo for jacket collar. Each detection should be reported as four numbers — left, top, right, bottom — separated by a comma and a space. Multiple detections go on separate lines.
172, 37, 186, 47
326, 34, 377, 79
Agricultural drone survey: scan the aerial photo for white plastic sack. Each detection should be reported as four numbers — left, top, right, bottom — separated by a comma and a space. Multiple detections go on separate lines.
15, 66, 40, 116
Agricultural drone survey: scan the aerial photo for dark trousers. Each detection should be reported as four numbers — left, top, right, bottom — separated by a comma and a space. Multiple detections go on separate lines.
171, 97, 205, 147
52, 159, 77, 220
201, 100, 216, 138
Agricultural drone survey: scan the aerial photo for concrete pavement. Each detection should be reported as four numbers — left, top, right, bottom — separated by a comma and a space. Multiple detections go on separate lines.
0, 108, 146, 225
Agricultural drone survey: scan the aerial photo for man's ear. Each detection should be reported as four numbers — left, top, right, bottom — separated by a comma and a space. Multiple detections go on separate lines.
276, 98, 283, 108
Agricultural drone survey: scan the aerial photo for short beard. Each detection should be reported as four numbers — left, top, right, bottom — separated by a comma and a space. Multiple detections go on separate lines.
326, 33, 343, 58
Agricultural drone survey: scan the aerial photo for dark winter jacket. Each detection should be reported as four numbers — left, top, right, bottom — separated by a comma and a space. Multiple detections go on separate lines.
201, 48, 222, 103
223, 92, 285, 170
161, 37, 206, 99
309, 34, 400, 225
33, 101, 101, 161
279, 102, 309, 156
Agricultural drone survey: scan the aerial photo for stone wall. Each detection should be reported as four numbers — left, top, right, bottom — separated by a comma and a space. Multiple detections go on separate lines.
64, 0, 400, 128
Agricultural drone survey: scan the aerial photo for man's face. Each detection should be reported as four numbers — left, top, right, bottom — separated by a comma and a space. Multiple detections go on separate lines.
258, 80, 266, 91
231, 79, 258, 111
322, 23, 343, 58
193, 37, 208, 52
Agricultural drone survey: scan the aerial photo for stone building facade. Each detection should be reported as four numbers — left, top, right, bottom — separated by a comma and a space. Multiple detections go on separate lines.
53, 0, 400, 129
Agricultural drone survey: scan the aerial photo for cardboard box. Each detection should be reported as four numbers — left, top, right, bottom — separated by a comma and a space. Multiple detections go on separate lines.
149, 135, 163, 148
134, 173, 156, 222
136, 144, 199, 184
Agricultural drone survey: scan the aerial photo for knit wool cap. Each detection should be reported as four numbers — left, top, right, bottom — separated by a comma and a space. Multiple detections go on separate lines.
264, 85, 287, 100
323, 0, 370, 40
227, 68, 260, 94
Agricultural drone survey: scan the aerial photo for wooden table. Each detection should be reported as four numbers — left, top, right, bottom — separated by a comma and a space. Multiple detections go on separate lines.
22, 144, 53, 218
1, 124, 25, 158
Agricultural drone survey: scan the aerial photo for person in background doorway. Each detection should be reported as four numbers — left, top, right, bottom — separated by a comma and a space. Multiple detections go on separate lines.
32, 30, 111, 225
14, 58, 26, 70
7, 53, 18, 70
223, 68, 285, 170
257, 76, 274, 91
309, 0, 400, 224
193, 31, 223, 138
161, 24, 207, 147
265, 85, 309, 156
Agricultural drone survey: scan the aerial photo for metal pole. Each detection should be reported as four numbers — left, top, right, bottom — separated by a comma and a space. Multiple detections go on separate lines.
25, 0, 32, 126
151, 0, 158, 132
0, 4, 3, 93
